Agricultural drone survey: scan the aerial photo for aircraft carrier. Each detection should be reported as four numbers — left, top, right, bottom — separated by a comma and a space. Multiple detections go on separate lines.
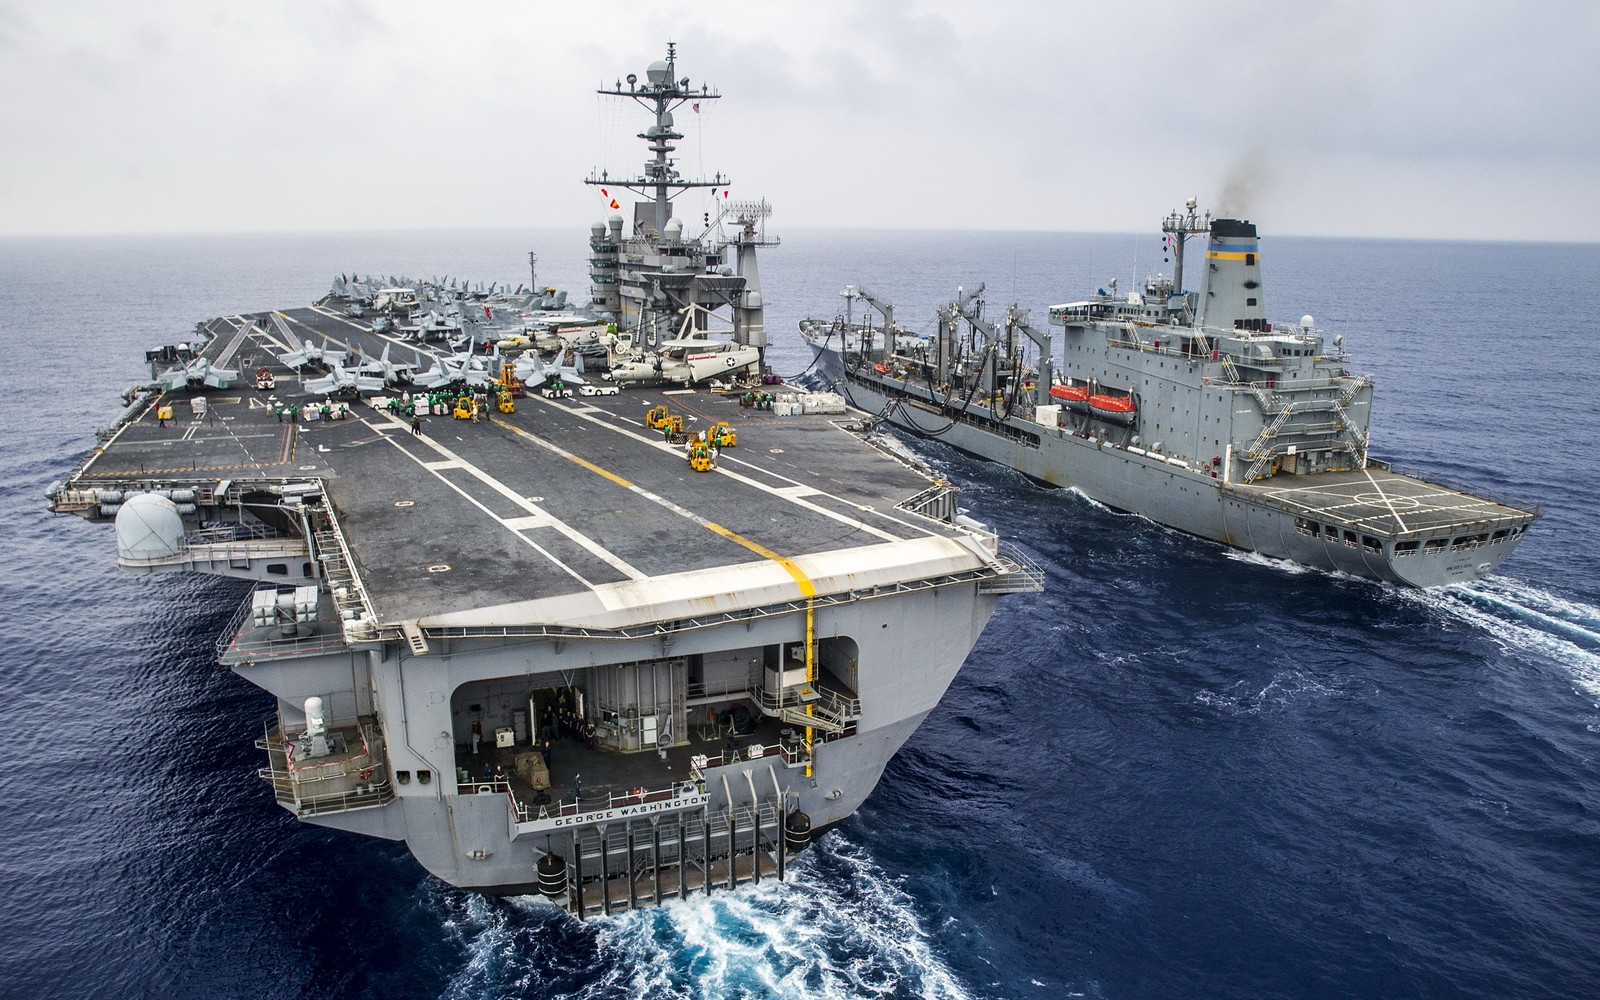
801, 203, 1538, 587
46, 45, 1040, 911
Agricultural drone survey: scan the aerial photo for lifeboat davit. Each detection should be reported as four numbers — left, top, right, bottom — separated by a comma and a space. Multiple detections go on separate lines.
1049, 383, 1091, 412
1088, 393, 1137, 424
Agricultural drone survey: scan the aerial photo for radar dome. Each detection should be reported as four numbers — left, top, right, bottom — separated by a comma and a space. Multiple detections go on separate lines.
646, 60, 670, 86
1300, 315, 1315, 331
591, 221, 605, 238
115, 493, 184, 561
304, 696, 327, 736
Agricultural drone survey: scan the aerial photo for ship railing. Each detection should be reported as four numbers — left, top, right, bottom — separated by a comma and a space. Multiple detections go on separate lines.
981, 542, 1047, 594
187, 522, 284, 544
685, 676, 752, 707
1101, 329, 1367, 387
256, 716, 393, 815
747, 680, 860, 725
216, 586, 353, 662
304, 498, 381, 643
690, 737, 824, 780
255, 773, 394, 817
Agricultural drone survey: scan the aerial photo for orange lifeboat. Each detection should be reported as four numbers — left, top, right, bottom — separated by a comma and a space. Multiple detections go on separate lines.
873, 363, 891, 375
1088, 393, 1137, 424
1049, 383, 1090, 411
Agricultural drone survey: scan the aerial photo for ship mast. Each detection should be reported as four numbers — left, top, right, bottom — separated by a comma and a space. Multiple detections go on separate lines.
588, 41, 727, 235
1162, 197, 1211, 296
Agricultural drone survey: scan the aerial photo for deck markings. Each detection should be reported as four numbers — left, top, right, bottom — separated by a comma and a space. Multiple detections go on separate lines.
363, 412, 646, 582
1360, 467, 1411, 533
513, 395, 916, 544
492, 417, 820, 597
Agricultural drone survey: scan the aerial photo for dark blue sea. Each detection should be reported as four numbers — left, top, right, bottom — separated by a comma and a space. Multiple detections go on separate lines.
2, 227, 1597, 999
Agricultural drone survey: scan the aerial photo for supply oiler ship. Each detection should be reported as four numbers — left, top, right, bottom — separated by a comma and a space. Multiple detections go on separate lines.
46, 45, 1040, 911
801, 202, 1537, 587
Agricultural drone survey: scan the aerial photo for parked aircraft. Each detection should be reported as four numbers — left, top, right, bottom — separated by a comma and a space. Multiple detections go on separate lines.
153, 357, 241, 391
610, 338, 759, 386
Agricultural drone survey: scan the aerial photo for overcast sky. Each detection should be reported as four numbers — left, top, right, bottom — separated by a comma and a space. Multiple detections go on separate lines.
3, 0, 1596, 241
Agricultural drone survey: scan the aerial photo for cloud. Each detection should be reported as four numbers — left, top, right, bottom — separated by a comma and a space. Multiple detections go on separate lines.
1, 0, 1597, 240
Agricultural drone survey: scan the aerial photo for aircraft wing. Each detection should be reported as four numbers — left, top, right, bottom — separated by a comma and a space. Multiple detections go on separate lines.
302, 372, 340, 395
518, 355, 550, 389
414, 368, 452, 390
203, 365, 240, 388
154, 367, 187, 392
354, 374, 386, 395
278, 346, 313, 368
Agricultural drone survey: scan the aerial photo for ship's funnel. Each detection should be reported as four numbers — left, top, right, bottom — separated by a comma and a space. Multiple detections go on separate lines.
1196, 218, 1268, 332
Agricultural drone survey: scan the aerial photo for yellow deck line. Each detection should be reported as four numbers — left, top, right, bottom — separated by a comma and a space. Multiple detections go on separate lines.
702, 522, 817, 597
496, 417, 818, 596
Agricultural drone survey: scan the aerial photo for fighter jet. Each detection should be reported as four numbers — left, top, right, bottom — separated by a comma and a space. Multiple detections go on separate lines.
356, 343, 418, 386
519, 352, 587, 390
277, 338, 350, 370
153, 357, 241, 392
397, 308, 463, 343
413, 340, 495, 390
302, 366, 385, 398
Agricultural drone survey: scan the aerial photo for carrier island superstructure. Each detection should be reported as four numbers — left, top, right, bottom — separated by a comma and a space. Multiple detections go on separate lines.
46, 45, 1040, 908
801, 203, 1538, 587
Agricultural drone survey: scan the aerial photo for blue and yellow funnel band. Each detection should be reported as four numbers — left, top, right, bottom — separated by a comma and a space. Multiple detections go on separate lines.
1206, 246, 1259, 261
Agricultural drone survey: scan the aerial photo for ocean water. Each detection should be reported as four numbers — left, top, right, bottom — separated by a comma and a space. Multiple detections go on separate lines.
1, 226, 1597, 999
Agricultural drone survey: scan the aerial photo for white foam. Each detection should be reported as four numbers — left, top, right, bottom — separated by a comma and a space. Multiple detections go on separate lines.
1221, 548, 1316, 575
1398, 578, 1600, 704
1194, 669, 1345, 716
428, 833, 977, 1000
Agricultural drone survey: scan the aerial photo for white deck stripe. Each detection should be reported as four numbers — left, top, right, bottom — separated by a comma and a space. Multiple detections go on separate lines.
365, 412, 647, 582
522, 394, 920, 544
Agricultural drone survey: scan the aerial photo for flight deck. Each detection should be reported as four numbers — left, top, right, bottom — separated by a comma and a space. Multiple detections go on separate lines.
69, 305, 992, 632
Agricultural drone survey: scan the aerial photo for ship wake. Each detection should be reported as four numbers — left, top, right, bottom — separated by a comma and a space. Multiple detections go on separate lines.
428, 833, 976, 1000
1401, 578, 1600, 705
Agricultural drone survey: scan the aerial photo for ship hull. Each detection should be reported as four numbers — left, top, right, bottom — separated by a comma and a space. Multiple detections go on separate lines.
261, 577, 1001, 899
809, 339, 1529, 587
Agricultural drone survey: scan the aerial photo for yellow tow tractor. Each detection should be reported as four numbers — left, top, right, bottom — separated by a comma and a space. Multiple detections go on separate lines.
686, 433, 715, 473
453, 395, 476, 420
707, 421, 737, 448
496, 389, 515, 414
645, 404, 684, 439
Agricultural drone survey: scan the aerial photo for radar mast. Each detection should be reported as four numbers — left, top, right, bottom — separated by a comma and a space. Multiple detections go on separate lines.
588, 41, 727, 236
1162, 197, 1211, 295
